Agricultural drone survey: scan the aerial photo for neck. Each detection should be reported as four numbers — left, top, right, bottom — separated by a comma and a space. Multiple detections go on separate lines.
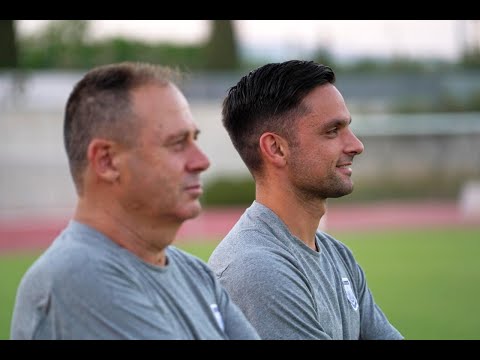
74, 197, 180, 266
256, 182, 326, 251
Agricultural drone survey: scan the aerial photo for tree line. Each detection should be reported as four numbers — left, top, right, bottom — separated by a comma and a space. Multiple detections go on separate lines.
1, 20, 479, 72
0, 20, 239, 71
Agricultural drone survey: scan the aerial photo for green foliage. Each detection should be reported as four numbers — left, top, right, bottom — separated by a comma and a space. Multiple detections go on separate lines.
86, 38, 204, 71
0, 20, 18, 68
202, 176, 255, 207
340, 56, 453, 74
13, 20, 480, 76
463, 90, 480, 111
335, 175, 464, 204
203, 172, 463, 207
460, 48, 480, 69
18, 20, 88, 69
18, 21, 206, 70
203, 20, 239, 71
16, 20, 240, 71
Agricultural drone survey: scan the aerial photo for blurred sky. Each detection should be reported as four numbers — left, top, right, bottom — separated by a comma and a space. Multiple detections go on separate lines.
16, 20, 478, 62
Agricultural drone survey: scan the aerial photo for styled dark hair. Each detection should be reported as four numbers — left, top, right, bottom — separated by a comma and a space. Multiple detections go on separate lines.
222, 60, 335, 176
64, 62, 180, 194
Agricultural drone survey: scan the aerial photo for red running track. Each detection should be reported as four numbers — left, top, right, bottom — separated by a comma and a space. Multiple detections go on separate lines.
0, 201, 478, 252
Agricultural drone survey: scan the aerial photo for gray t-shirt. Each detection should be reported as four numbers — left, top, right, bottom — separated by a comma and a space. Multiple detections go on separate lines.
208, 201, 403, 340
11, 220, 259, 340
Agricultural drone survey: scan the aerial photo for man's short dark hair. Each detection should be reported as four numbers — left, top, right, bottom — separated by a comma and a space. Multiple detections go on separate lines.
222, 60, 335, 176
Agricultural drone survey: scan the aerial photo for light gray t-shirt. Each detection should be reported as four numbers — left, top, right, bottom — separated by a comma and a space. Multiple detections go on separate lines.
208, 201, 403, 340
11, 220, 259, 340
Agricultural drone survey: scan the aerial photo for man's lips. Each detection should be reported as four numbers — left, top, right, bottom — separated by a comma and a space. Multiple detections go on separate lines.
184, 184, 203, 195
337, 162, 353, 175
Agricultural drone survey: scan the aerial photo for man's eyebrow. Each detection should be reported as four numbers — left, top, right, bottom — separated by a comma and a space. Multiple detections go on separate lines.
322, 118, 352, 129
164, 128, 200, 143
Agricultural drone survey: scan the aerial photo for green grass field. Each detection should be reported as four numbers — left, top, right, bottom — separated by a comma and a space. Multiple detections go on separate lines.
1, 227, 479, 340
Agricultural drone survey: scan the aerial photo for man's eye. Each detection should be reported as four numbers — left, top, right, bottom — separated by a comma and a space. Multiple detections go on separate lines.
172, 140, 187, 150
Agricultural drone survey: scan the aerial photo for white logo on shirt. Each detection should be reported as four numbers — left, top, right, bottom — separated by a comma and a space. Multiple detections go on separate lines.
210, 303, 225, 331
342, 277, 359, 311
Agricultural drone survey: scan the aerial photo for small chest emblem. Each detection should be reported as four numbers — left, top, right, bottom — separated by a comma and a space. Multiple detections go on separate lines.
342, 277, 359, 311
210, 303, 225, 331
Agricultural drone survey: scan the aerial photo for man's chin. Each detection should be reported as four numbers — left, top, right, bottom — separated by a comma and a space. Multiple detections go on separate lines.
179, 202, 203, 221
328, 186, 354, 199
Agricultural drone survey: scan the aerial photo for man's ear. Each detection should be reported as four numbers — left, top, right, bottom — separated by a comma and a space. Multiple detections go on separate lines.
259, 132, 288, 168
87, 138, 120, 183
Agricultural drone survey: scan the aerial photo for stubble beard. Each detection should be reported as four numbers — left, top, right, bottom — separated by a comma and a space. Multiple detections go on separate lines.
292, 168, 354, 201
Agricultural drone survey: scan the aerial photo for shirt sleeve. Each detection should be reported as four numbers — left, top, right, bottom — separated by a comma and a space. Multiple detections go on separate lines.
217, 251, 333, 340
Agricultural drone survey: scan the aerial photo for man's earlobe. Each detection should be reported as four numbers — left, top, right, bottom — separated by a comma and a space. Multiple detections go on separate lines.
87, 139, 120, 182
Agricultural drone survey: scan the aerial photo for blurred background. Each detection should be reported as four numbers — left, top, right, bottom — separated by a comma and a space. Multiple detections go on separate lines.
1, 20, 479, 340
